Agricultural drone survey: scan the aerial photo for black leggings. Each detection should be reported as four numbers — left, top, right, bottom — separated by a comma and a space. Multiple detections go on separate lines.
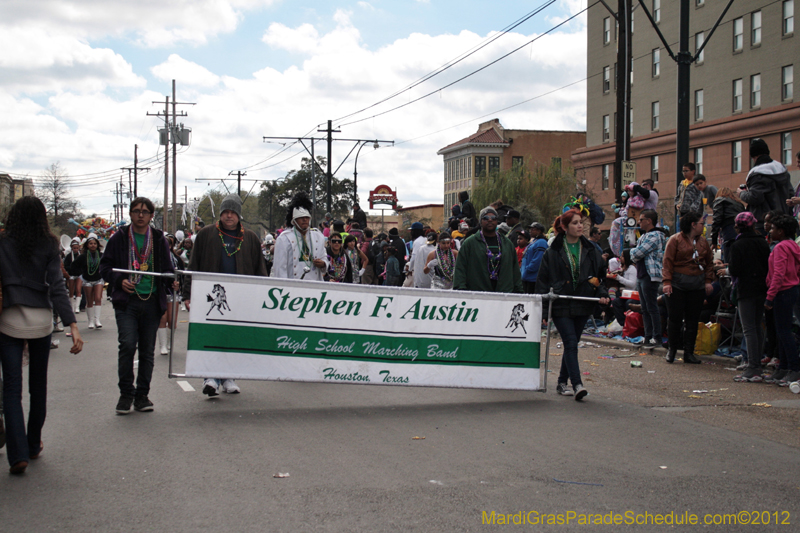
667, 288, 705, 353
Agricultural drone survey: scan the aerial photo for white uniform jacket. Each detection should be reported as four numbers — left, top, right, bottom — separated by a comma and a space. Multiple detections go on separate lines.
271, 228, 329, 281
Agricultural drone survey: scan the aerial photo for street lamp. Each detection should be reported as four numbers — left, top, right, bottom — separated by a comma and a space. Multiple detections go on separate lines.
353, 141, 380, 204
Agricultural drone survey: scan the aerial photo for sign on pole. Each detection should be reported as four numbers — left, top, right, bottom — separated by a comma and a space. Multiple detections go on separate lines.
184, 273, 544, 390
621, 160, 636, 186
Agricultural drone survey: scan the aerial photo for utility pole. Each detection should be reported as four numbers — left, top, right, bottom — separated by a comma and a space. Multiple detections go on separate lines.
263, 127, 392, 219
122, 144, 150, 202
229, 171, 246, 195
637, 0, 734, 226
149, 81, 194, 233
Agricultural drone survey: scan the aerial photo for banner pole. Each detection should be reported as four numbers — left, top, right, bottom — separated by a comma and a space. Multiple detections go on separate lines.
542, 290, 556, 393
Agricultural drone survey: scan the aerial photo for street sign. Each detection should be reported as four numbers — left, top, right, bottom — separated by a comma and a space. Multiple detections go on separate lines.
622, 160, 636, 186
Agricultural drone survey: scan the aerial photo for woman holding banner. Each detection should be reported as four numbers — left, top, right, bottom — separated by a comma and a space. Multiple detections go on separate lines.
536, 208, 609, 401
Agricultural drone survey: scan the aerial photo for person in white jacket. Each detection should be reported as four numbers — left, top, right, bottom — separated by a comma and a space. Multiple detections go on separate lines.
411, 232, 436, 288
271, 193, 328, 281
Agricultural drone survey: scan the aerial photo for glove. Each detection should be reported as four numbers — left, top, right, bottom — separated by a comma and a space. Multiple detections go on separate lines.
358, 268, 365, 276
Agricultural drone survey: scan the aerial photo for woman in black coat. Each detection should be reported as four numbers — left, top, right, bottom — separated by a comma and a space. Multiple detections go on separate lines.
536, 208, 609, 401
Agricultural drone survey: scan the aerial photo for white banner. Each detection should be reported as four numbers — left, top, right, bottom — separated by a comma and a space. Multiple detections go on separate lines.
185, 273, 544, 390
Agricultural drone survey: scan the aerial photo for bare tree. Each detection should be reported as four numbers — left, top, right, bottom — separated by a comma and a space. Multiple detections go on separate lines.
36, 162, 81, 229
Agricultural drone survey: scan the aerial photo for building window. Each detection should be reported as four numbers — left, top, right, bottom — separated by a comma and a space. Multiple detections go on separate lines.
631, 11, 634, 33
751, 74, 761, 107
630, 109, 633, 137
651, 156, 659, 182
695, 148, 704, 174
695, 32, 705, 63
613, 112, 617, 140
784, 1, 794, 35
733, 17, 743, 51
651, 101, 660, 131
602, 165, 609, 190
782, 133, 793, 165
512, 156, 523, 168
694, 89, 704, 121
551, 157, 562, 172
652, 49, 660, 77
696, 0, 704, 6
752, 11, 762, 45
488, 157, 500, 175
603, 65, 611, 93
474, 156, 486, 177
733, 79, 743, 111
603, 17, 611, 44
653, 0, 661, 23
733, 141, 742, 172
783, 65, 794, 100
614, 62, 618, 90
603, 115, 610, 141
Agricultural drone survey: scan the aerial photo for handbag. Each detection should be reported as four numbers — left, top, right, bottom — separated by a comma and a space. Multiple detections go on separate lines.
671, 272, 705, 291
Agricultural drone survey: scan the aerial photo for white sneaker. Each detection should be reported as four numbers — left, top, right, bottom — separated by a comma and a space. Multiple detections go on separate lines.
222, 379, 240, 394
86, 307, 95, 329
158, 329, 169, 355
203, 379, 219, 397
180, 303, 187, 312
94, 306, 102, 328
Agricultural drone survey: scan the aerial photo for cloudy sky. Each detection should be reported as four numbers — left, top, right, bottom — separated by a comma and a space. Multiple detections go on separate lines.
1, 0, 589, 220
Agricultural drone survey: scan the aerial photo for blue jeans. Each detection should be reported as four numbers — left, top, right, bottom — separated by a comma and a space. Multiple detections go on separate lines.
552, 315, 590, 388
637, 277, 661, 341
773, 286, 800, 372
114, 298, 161, 398
0, 332, 50, 467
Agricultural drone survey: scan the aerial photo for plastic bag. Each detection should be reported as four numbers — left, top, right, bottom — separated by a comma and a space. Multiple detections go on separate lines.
695, 322, 721, 355
622, 311, 644, 338
607, 319, 623, 334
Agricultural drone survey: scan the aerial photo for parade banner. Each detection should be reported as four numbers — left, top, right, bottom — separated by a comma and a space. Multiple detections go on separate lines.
185, 273, 543, 390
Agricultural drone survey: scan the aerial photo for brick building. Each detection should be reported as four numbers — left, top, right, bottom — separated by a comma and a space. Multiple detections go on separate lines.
573, 0, 800, 225
437, 119, 586, 218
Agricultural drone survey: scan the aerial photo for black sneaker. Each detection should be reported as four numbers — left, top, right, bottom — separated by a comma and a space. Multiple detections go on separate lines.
733, 368, 763, 383
134, 396, 154, 412
556, 383, 574, 396
778, 370, 800, 387
574, 384, 589, 401
116, 396, 133, 415
764, 368, 788, 384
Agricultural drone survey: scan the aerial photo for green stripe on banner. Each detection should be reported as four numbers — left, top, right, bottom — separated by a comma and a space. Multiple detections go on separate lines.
188, 323, 540, 368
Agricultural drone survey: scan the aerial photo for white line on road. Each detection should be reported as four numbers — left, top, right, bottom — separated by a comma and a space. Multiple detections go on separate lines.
177, 381, 195, 392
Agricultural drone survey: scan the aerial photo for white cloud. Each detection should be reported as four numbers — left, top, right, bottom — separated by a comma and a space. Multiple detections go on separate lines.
1, 7, 588, 218
151, 55, 221, 87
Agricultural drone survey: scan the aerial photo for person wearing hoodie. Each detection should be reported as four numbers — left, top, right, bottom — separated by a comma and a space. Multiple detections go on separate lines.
729, 212, 771, 383
762, 214, 800, 386
674, 164, 703, 217
739, 138, 793, 235
629, 209, 669, 348
459, 191, 477, 228
536, 208, 609, 401
711, 187, 746, 264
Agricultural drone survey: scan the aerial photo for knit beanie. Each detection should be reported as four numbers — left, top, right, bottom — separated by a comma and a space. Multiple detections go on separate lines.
220, 194, 243, 219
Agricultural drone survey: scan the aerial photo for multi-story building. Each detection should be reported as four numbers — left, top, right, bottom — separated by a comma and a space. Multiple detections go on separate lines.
437, 119, 586, 218
573, 0, 799, 223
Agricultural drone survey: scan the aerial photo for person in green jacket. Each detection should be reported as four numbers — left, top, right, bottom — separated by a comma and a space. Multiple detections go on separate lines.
453, 207, 522, 293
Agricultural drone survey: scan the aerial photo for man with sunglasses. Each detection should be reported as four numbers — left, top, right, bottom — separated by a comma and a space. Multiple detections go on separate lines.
100, 197, 176, 414
453, 207, 522, 293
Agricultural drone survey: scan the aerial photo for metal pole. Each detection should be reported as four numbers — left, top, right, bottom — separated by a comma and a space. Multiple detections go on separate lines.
164, 96, 169, 231
311, 140, 316, 223
172, 80, 178, 234
134, 144, 138, 197
542, 292, 555, 394
675, 0, 692, 228
326, 119, 333, 215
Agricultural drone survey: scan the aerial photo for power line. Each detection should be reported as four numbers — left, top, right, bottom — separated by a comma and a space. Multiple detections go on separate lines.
339, 2, 598, 127
332, 0, 557, 123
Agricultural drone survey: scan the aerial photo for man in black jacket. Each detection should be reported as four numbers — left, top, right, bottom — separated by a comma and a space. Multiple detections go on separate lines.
739, 138, 793, 235
100, 197, 176, 415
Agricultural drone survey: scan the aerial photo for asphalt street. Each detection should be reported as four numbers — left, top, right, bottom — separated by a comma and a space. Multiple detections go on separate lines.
1, 307, 799, 532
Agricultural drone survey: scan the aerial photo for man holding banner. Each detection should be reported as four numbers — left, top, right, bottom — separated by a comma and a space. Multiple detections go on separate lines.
183, 193, 267, 397
100, 197, 175, 414
271, 192, 328, 282
453, 206, 522, 293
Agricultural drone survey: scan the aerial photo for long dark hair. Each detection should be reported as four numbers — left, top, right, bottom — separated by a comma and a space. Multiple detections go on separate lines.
1, 196, 58, 260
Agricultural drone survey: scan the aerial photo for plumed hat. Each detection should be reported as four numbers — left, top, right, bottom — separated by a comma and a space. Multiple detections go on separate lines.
285, 192, 314, 228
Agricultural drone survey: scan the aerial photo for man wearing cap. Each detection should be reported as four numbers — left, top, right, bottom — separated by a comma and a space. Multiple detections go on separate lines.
183, 193, 267, 397
739, 138, 793, 234
521, 222, 548, 293
453, 207, 522, 293
505, 210, 524, 245
272, 192, 328, 282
